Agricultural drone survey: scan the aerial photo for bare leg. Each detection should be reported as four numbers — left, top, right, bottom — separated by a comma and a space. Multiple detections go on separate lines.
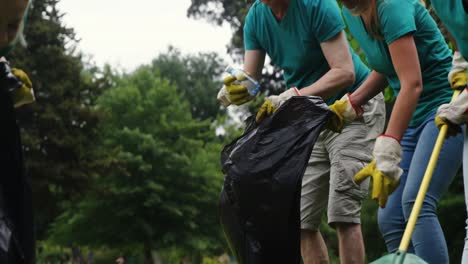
301, 229, 329, 264
336, 223, 365, 264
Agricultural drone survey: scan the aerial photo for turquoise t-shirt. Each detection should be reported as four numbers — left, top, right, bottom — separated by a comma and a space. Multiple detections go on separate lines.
244, 0, 370, 105
343, 0, 453, 126
432, 0, 468, 61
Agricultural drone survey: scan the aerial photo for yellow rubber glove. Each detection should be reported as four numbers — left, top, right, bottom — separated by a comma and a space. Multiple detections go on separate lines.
435, 88, 468, 137
255, 99, 276, 123
434, 116, 461, 138
451, 71, 468, 90
354, 135, 402, 208
354, 160, 400, 208
448, 51, 468, 90
217, 75, 252, 106
327, 93, 363, 133
255, 88, 301, 123
11, 68, 35, 108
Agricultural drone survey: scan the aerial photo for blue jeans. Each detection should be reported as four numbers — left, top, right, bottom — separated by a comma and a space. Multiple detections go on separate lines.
378, 111, 464, 264
462, 128, 468, 264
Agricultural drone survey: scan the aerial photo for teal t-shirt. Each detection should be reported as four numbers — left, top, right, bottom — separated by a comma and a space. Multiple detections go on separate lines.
343, 0, 453, 126
432, 0, 468, 61
244, 0, 370, 105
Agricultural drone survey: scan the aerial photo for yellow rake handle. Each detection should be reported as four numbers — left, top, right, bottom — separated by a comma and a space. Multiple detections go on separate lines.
398, 89, 461, 251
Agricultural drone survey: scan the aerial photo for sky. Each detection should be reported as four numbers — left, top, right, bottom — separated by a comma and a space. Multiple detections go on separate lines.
57, 0, 234, 71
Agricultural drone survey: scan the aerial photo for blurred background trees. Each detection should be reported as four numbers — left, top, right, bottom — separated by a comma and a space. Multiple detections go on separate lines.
5, 0, 465, 263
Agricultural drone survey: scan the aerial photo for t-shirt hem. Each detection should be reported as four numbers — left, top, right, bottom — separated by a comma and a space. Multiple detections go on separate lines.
385, 27, 416, 45
319, 25, 345, 43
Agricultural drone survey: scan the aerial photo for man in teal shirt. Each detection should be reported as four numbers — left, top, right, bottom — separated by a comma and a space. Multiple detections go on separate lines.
340, 0, 464, 262
217, 0, 386, 262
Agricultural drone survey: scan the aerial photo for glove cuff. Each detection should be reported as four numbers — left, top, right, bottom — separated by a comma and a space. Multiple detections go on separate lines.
291, 87, 301, 96
277, 87, 301, 102
437, 88, 468, 124
346, 93, 363, 117
373, 135, 403, 181
379, 134, 400, 144
452, 51, 468, 67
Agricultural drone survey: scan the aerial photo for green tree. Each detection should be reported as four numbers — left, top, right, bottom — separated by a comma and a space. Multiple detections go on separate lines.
7, 0, 111, 238
188, 0, 252, 60
151, 47, 225, 121
49, 67, 225, 264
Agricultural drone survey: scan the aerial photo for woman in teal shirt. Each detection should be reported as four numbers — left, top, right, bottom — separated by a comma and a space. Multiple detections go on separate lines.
431, 0, 468, 262
339, 0, 464, 262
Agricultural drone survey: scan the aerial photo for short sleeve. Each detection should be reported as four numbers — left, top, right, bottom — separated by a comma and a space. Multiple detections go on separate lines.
379, 0, 416, 44
244, 8, 262, 51
310, 0, 345, 43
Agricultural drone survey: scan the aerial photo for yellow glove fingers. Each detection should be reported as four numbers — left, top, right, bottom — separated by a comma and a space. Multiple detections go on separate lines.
227, 85, 249, 95
256, 106, 269, 123
451, 71, 468, 90
327, 115, 344, 133
12, 68, 33, 89
232, 96, 252, 106
388, 178, 400, 196
256, 100, 276, 123
434, 116, 446, 129
378, 191, 388, 208
378, 177, 393, 208
229, 93, 249, 101
353, 161, 374, 184
10, 68, 35, 108
329, 100, 347, 116
371, 171, 383, 203
434, 116, 461, 138
223, 75, 237, 85
327, 100, 347, 133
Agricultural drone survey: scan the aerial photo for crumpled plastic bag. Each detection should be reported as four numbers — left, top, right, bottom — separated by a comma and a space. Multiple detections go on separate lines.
219, 96, 331, 264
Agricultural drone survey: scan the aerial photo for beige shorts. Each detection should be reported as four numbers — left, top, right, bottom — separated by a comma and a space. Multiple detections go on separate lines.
300, 93, 385, 230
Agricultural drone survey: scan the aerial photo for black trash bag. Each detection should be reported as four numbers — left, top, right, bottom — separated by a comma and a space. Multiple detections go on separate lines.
219, 96, 332, 264
0, 61, 35, 264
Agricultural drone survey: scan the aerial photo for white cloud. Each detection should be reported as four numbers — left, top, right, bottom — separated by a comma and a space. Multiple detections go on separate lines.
57, 0, 234, 71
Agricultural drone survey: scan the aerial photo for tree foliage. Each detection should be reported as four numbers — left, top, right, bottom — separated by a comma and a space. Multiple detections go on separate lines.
7, 0, 111, 238
49, 67, 226, 263
151, 47, 225, 121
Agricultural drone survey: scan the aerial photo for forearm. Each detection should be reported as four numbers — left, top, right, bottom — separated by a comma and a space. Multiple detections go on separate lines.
244, 50, 266, 80
299, 67, 354, 100
385, 83, 422, 141
350, 71, 388, 107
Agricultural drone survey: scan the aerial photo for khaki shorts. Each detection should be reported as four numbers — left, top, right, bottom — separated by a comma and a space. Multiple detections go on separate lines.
300, 93, 385, 230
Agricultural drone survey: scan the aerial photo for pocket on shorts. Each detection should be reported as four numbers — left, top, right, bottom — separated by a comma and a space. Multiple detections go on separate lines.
333, 150, 370, 201
362, 92, 386, 139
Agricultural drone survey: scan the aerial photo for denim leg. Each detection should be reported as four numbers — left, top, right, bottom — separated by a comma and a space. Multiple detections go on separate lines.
402, 118, 463, 264
462, 128, 468, 264
378, 128, 417, 253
